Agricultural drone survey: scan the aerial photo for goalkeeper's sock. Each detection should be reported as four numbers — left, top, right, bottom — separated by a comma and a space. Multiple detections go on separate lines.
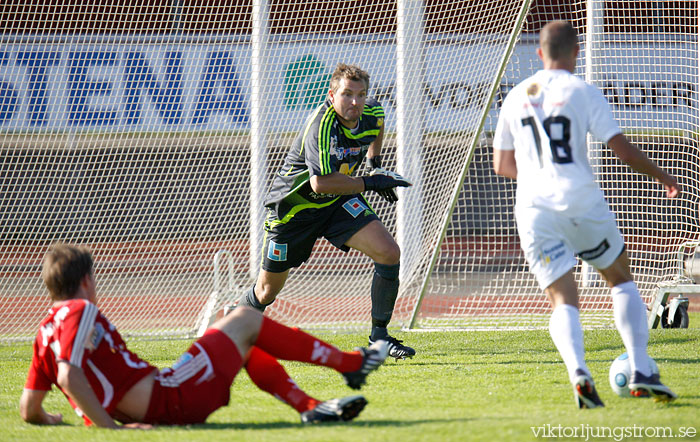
255, 316, 362, 373
549, 303, 590, 384
239, 285, 270, 312
370, 263, 400, 341
245, 346, 320, 413
612, 281, 652, 376
370, 325, 389, 341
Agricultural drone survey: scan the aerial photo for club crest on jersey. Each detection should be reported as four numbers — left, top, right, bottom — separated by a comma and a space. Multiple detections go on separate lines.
527, 82, 544, 107
267, 241, 288, 261
86, 322, 105, 351
527, 82, 540, 96
343, 197, 368, 218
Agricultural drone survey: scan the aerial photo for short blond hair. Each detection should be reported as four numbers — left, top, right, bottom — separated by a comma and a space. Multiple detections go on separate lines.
330, 63, 370, 92
42, 243, 94, 301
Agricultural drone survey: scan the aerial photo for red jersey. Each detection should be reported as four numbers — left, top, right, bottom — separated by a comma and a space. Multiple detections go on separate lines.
24, 299, 156, 425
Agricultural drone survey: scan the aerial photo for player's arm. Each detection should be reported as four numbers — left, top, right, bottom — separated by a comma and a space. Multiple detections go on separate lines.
310, 172, 365, 195
607, 133, 680, 198
364, 125, 403, 203
366, 124, 385, 163
492, 101, 517, 179
19, 389, 63, 425
56, 361, 120, 428
310, 170, 412, 197
493, 148, 517, 179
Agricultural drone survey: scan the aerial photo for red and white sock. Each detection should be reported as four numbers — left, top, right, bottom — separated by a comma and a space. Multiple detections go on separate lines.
245, 347, 320, 413
255, 317, 362, 373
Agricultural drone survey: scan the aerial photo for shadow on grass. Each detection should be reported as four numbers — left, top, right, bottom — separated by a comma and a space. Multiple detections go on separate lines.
190, 416, 477, 431
663, 398, 700, 408
385, 355, 700, 368
395, 359, 562, 367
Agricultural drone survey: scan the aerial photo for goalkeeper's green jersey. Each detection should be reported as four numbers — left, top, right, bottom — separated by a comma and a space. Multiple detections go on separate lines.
264, 97, 384, 223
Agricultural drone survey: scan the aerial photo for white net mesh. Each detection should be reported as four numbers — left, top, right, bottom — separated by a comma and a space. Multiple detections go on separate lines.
419, 1, 700, 329
1, 1, 698, 341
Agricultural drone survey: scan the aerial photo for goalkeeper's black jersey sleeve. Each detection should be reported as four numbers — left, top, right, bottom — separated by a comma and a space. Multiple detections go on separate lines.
264, 98, 384, 222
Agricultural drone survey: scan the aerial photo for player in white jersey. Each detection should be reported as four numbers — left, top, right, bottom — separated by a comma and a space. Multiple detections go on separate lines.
493, 20, 680, 408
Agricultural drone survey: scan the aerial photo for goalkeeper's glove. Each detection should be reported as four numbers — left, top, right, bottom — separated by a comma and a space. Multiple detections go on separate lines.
364, 156, 411, 203
362, 166, 412, 204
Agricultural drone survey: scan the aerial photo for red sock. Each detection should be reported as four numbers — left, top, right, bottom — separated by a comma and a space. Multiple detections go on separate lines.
246, 347, 320, 413
255, 317, 362, 373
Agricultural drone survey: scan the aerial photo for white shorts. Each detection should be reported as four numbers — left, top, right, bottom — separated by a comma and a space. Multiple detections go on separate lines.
515, 199, 625, 289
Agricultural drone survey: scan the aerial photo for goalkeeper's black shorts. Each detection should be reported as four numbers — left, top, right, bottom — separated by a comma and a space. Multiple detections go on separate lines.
261, 193, 379, 272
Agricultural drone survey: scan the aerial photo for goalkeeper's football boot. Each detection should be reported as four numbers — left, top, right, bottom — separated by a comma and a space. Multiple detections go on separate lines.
342, 340, 389, 390
369, 335, 416, 360
573, 369, 605, 409
300, 395, 368, 424
629, 371, 677, 402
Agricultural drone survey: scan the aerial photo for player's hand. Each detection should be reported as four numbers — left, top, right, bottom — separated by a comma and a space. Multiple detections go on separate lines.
42, 412, 63, 425
362, 168, 412, 199
376, 188, 399, 203
371, 167, 399, 203
365, 156, 402, 203
662, 175, 681, 198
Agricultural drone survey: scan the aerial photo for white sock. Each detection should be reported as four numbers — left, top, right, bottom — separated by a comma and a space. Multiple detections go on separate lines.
549, 304, 589, 384
611, 280, 651, 376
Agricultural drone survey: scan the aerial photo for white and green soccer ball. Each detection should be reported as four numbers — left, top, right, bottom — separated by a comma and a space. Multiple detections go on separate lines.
609, 352, 659, 397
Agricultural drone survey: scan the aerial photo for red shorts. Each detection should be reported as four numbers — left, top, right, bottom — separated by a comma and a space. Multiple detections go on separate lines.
144, 329, 243, 425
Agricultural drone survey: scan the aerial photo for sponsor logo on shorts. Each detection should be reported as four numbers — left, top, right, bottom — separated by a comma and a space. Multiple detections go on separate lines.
541, 241, 566, 265
172, 352, 193, 370
268, 240, 288, 261
343, 197, 368, 218
578, 239, 610, 261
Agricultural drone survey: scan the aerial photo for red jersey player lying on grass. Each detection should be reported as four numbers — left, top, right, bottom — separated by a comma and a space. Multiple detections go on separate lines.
20, 243, 388, 429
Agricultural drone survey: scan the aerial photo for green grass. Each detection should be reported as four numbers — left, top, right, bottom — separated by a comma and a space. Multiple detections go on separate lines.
2, 315, 699, 441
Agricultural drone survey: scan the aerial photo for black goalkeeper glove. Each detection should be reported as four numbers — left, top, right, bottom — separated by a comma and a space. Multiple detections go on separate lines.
364, 156, 409, 203
362, 167, 412, 202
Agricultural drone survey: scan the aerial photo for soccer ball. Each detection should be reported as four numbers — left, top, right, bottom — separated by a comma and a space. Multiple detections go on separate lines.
609, 352, 659, 397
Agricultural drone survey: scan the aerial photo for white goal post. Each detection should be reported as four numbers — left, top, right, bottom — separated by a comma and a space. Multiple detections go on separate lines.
1, 1, 698, 343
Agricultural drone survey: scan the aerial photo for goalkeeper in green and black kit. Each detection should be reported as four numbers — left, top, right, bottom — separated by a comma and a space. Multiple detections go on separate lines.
238, 63, 415, 359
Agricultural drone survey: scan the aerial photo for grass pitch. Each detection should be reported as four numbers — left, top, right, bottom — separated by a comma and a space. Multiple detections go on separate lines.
2, 314, 699, 441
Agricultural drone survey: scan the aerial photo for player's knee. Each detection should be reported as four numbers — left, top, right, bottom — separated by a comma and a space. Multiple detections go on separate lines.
374, 242, 400, 265
218, 307, 263, 339
599, 254, 633, 287
223, 306, 258, 326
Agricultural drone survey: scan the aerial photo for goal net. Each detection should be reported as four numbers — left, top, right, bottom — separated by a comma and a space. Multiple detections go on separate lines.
417, 1, 700, 329
1, 1, 697, 342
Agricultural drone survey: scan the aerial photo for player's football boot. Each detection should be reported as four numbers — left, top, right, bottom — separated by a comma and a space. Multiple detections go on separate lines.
369, 335, 416, 360
300, 395, 368, 424
342, 340, 389, 390
629, 371, 677, 402
573, 369, 605, 409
